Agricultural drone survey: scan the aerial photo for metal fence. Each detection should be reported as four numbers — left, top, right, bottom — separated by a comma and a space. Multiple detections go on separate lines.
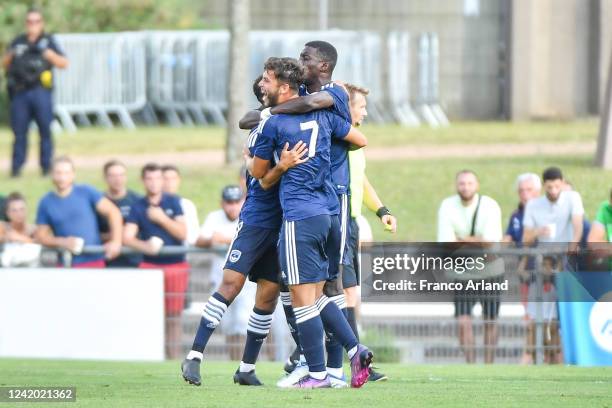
51, 30, 446, 130
2, 243, 601, 365
53, 32, 148, 132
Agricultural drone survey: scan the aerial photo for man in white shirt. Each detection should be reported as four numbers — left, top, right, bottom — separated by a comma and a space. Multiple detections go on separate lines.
197, 185, 255, 360
162, 165, 200, 246
523, 167, 584, 246
437, 169, 503, 363
522, 167, 584, 364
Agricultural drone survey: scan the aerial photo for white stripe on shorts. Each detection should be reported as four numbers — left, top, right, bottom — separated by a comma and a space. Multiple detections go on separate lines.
285, 220, 300, 285
339, 194, 349, 263
223, 221, 243, 265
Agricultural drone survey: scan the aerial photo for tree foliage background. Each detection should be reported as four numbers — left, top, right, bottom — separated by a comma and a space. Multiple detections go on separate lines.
0, 0, 214, 122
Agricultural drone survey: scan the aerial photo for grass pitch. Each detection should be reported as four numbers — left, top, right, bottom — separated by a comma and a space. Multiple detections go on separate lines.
0, 359, 610, 408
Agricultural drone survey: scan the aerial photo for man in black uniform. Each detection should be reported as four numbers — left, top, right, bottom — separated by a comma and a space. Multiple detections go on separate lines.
1, 8, 68, 177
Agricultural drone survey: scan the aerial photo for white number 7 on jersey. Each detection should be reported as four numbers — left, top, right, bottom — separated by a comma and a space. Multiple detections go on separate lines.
300, 120, 319, 158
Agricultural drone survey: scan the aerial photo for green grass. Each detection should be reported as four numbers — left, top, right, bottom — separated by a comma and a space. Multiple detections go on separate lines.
3, 155, 609, 242
0, 359, 610, 408
0, 119, 598, 155
361, 154, 611, 241
362, 119, 598, 146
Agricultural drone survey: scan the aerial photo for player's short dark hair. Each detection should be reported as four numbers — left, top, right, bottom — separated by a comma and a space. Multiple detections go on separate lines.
542, 167, 563, 182
103, 159, 125, 175
161, 164, 180, 175
344, 83, 369, 103
456, 169, 478, 181
305, 40, 338, 72
263, 57, 303, 92
252, 75, 264, 105
141, 163, 161, 178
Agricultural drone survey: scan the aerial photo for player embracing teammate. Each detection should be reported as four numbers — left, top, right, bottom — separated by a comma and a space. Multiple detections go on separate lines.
183, 41, 374, 389
249, 56, 372, 388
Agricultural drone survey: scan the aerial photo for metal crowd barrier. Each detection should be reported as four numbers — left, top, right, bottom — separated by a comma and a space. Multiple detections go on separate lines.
146, 30, 389, 126
53, 32, 148, 132
417, 32, 450, 127
49, 30, 443, 129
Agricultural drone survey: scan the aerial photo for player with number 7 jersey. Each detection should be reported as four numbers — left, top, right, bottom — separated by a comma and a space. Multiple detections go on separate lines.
253, 112, 347, 221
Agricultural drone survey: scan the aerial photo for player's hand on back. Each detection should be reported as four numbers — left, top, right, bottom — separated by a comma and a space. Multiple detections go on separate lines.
278, 141, 309, 171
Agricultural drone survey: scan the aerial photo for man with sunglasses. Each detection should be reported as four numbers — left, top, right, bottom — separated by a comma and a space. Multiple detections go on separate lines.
1, 8, 68, 178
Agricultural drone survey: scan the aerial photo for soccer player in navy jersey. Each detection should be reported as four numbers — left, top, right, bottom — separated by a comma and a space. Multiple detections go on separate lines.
240, 41, 359, 386
249, 57, 372, 389
181, 76, 308, 387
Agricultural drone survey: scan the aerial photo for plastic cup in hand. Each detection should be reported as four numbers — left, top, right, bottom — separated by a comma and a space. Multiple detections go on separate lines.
149, 236, 164, 254
72, 237, 85, 255
546, 223, 556, 239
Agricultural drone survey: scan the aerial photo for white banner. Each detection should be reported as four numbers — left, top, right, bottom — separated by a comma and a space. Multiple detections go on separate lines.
0, 268, 164, 361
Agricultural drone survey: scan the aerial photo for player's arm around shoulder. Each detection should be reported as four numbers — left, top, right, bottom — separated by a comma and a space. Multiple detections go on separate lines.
270, 91, 334, 114
239, 109, 262, 130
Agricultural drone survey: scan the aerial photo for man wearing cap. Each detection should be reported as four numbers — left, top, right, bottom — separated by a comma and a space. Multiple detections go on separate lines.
123, 163, 188, 359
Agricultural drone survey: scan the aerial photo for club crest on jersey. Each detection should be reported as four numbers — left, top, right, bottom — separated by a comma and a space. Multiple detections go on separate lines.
229, 249, 242, 263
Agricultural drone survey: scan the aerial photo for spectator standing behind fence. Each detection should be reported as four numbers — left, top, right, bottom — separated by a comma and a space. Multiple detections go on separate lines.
502, 173, 541, 364
522, 167, 585, 364
123, 163, 188, 359
437, 170, 503, 364
196, 185, 253, 360
162, 165, 200, 246
100, 160, 142, 268
1, 8, 68, 178
34, 156, 122, 267
0, 192, 41, 267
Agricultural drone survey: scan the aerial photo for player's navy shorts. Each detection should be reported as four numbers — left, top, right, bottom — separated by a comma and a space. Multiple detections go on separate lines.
279, 214, 333, 285
342, 217, 360, 288
223, 221, 280, 283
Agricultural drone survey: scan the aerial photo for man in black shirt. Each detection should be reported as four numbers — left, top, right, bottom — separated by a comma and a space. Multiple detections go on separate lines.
1, 8, 68, 177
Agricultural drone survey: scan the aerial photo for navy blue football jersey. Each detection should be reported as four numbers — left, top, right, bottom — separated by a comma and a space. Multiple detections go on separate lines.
253, 110, 351, 221
300, 83, 352, 195
240, 127, 283, 229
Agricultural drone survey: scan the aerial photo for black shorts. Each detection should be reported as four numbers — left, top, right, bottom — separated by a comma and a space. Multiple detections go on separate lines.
342, 217, 360, 289
453, 276, 503, 319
